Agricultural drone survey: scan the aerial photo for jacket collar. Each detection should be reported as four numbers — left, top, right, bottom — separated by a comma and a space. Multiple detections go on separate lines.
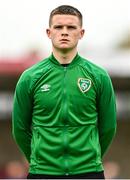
49, 53, 81, 67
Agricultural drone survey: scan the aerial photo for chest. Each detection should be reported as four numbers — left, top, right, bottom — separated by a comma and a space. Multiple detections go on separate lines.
32, 67, 97, 113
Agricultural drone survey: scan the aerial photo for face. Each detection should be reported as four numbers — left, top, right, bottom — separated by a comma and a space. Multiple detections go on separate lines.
46, 15, 85, 52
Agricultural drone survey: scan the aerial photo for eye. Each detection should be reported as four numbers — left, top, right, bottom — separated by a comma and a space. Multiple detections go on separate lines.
68, 26, 77, 29
54, 25, 63, 29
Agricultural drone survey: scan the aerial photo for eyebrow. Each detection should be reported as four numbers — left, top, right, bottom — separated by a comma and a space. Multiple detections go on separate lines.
53, 24, 78, 28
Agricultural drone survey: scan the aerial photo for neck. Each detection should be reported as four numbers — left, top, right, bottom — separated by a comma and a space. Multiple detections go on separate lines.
52, 48, 77, 64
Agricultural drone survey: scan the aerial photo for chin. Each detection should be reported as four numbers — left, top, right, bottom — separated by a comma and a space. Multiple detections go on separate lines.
60, 45, 73, 49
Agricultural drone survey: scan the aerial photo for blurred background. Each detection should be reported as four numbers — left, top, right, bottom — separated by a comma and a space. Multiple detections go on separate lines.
0, 0, 130, 178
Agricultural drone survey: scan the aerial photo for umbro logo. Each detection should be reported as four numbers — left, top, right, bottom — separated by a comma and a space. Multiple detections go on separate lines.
41, 84, 51, 92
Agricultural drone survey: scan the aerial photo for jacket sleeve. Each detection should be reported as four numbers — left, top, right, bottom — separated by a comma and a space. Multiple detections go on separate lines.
12, 74, 33, 162
97, 72, 116, 158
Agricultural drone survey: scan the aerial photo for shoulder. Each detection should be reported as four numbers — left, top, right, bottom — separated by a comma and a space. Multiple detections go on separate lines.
16, 57, 51, 87
79, 56, 110, 79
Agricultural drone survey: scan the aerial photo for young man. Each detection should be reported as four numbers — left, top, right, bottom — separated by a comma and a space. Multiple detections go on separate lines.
12, 5, 116, 179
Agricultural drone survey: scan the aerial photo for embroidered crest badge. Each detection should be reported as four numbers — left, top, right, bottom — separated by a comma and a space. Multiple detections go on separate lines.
78, 78, 92, 93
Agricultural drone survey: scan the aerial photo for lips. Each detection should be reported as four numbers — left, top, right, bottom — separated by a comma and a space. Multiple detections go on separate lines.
60, 39, 69, 42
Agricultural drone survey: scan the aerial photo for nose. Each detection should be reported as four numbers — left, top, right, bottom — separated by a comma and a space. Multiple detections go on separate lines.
61, 27, 68, 36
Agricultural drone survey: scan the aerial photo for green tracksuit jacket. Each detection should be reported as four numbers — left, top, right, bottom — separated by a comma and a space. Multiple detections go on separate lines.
12, 53, 116, 175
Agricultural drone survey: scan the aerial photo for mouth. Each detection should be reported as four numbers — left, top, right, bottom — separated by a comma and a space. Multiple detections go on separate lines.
60, 39, 69, 42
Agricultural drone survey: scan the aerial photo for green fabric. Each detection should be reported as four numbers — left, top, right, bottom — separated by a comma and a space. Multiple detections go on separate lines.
12, 53, 116, 175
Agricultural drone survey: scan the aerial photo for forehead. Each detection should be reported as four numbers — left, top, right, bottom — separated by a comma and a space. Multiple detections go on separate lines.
51, 14, 80, 26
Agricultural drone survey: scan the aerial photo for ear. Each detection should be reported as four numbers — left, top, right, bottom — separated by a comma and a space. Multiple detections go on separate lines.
79, 29, 85, 39
46, 28, 51, 39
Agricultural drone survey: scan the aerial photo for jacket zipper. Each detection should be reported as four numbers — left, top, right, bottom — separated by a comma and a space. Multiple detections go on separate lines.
63, 67, 67, 124
63, 66, 69, 175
